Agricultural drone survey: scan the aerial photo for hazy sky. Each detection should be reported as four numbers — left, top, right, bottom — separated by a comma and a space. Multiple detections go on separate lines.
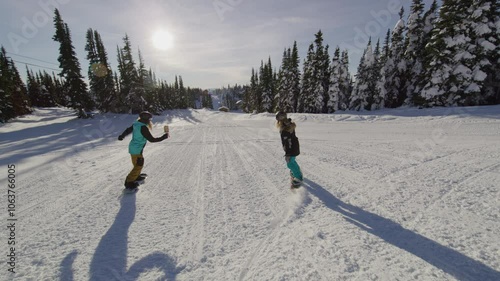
0, 0, 436, 89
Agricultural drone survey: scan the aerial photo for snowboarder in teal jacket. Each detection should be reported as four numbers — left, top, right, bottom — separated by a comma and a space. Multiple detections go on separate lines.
276, 111, 303, 187
118, 111, 168, 190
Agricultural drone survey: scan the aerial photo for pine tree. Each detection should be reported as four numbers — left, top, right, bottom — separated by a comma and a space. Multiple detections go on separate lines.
413, 0, 439, 106
468, 0, 500, 104
276, 42, 301, 113
249, 68, 260, 112
117, 34, 140, 113
0, 47, 31, 122
350, 39, 381, 110
178, 76, 188, 109
10, 63, 31, 118
85, 29, 115, 112
377, 30, 392, 109
405, 0, 426, 105
276, 48, 292, 112
173, 75, 180, 108
52, 72, 66, 106
299, 43, 316, 112
290, 42, 301, 112
260, 58, 275, 112
298, 30, 331, 113
135, 48, 149, 110
338, 50, 352, 110
422, 0, 478, 106
328, 47, 342, 113
26, 69, 41, 107
53, 9, 92, 117
384, 9, 408, 108
320, 43, 331, 113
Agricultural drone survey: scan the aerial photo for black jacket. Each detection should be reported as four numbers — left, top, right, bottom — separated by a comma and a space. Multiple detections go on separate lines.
280, 119, 300, 156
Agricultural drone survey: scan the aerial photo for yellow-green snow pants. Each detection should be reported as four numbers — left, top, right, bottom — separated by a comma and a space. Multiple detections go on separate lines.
125, 154, 144, 183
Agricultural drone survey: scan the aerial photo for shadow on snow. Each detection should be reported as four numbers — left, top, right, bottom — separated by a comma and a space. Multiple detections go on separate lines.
60, 195, 182, 281
303, 179, 500, 281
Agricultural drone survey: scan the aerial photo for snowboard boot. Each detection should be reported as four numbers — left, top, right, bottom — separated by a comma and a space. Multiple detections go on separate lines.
291, 178, 303, 189
124, 181, 139, 191
136, 173, 147, 181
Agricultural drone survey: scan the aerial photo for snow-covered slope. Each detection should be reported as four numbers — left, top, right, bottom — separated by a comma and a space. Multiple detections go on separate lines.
1, 106, 499, 281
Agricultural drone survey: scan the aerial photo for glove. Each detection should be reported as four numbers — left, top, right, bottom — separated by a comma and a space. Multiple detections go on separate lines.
161, 133, 169, 140
118, 135, 124, 141
285, 156, 291, 163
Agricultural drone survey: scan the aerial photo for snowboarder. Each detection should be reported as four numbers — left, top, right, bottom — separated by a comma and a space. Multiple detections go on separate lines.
276, 111, 303, 188
118, 111, 169, 191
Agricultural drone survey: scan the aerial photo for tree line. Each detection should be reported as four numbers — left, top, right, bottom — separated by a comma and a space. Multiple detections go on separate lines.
2, 1, 498, 122
241, 0, 499, 113
1, 8, 212, 122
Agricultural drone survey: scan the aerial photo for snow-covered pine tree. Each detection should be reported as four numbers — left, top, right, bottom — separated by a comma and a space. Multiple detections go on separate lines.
290, 42, 301, 112
468, 0, 500, 105
276, 48, 292, 112
413, 0, 439, 106
377, 30, 392, 109
422, 0, 481, 106
299, 43, 315, 113
384, 8, 408, 108
328, 47, 342, 113
405, 0, 425, 106
371, 40, 383, 110
53, 9, 92, 117
260, 58, 275, 113
350, 39, 380, 110
246, 68, 260, 113
338, 50, 352, 110
320, 43, 331, 113
328, 47, 353, 112
275, 42, 301, 113
299, 30, 330, 113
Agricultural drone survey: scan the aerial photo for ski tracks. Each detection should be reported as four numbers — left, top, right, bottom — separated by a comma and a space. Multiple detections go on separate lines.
223, 127, 320, 280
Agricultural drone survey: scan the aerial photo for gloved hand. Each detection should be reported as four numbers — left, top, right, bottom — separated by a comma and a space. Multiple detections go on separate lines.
285, 156, 291, 163
161, 133, 169, 140
118, 135, 124, 141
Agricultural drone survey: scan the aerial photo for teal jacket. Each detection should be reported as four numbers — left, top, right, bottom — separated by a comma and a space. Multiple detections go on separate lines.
129, 121, 147, 154
118, 120, 168, 155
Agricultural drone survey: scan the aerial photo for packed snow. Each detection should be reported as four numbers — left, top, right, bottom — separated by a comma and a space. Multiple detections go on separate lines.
1, 106, 499, 281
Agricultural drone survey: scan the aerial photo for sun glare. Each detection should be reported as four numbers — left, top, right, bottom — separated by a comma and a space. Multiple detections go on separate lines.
152, 30, 174, 51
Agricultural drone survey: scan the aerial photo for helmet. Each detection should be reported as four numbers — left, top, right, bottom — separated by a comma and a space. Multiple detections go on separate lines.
275, 111, 287, 121
139, 111, 153, 121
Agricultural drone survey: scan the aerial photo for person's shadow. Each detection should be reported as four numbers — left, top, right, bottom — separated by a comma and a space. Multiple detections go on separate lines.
303, 179, 500, 281
60, 195, 183, 281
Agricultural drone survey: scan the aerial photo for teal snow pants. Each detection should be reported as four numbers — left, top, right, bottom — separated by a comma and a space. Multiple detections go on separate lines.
286, 156, 303, 181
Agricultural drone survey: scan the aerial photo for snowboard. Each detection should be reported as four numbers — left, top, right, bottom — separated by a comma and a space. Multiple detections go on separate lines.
123, 173, 148, 194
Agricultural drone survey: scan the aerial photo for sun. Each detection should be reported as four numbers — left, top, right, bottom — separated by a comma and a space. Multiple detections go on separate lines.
152, 29, 174, 51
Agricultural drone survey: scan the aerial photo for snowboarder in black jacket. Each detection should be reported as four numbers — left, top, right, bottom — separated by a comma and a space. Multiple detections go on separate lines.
276, 111, 303, 187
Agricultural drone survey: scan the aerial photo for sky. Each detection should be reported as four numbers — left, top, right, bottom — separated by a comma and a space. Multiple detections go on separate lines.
0, 0, 437, 89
